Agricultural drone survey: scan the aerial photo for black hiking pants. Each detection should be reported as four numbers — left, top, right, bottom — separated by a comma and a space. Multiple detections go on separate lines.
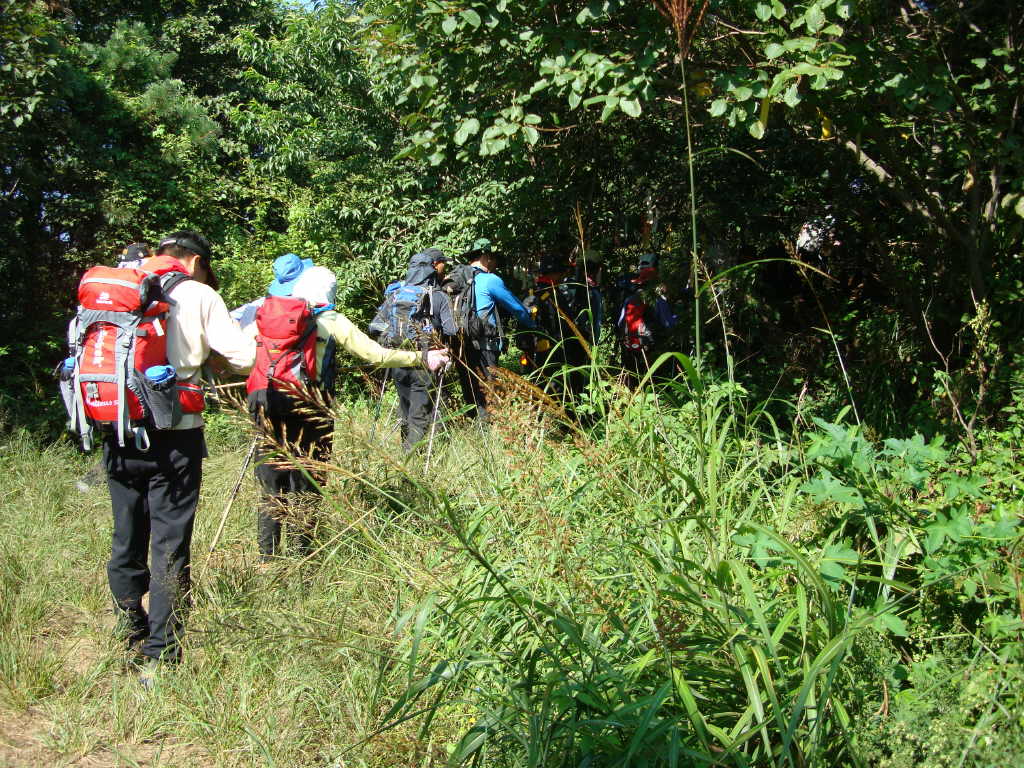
457, 343, 498, 422
255, 408, 332, 560
105, 428, 206, 663
391, 366, 435, 451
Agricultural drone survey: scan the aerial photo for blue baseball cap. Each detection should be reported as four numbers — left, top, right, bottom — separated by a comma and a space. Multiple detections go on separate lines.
267, 253, 313, 296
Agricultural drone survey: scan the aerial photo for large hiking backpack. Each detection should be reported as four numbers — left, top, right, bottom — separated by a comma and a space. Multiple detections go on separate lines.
246, 295, 335, 416
446, 264, 496, 348
618, 289, 655, 351
60, 258, 203, 451
522, 281, 589, 368
367, 281, 432, 349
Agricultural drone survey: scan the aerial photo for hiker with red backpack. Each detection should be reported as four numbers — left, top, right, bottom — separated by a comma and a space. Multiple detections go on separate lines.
247, 265, 449, 560
61, 230, 255, 679
368, 248, 457, 451
615, 253, 678, 386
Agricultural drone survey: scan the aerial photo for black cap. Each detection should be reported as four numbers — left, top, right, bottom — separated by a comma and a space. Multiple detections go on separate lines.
124, 242, 151, 262
418, 247, 448, 264
157, 230, 217, 289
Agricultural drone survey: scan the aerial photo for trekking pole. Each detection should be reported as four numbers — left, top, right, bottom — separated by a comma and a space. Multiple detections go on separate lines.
207, 436, 258, 557
369, 374, 389, 441
424, 365, 447, 471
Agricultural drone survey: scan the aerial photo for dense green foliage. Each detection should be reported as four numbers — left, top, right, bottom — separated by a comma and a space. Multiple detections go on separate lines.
2, 0, 1021, 441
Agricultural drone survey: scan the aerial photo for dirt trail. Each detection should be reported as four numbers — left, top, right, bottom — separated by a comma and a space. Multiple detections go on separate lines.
1, 614, 206, 767
0, 707, 203, 768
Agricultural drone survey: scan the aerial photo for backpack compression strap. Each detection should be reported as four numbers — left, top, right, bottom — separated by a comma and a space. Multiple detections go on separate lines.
266, 322, 319, 388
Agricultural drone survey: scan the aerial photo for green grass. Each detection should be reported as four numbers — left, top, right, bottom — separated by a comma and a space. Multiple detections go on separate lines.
0, 370, 1022, 767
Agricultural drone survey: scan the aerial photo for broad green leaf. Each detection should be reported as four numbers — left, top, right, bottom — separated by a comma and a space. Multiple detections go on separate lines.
875, 612, 908, 636
800, 471, 865, 509
599, 95, 619, 121
620, 98, 641, 117
755, 3, 773, 21
453, 117, 480, 145
748, 119, 765, 139
784, 37, 818, 52
461, 9, 481, 28
568, 91, 582, 109
523, 125, 539, 144
820, 542, 858, 587
805, 5, 825, 33
836, 0, 852, 19
709, 99, 728, 117
783, 82, 801, 107
441, 15, 458, 35
733, 86, 753, 101
765, 43, 786, 59
772, 0, 787, 18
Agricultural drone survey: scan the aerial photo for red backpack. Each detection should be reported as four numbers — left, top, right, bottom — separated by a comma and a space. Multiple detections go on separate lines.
246, 296, 333, 415
619, 292, 654, 351
61, 256, 205, 450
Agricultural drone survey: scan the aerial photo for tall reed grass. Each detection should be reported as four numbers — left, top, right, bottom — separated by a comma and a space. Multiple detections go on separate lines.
0, 355, 1020, 766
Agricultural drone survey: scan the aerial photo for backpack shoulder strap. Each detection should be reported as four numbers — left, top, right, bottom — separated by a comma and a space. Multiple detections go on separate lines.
160, 271, 192, 301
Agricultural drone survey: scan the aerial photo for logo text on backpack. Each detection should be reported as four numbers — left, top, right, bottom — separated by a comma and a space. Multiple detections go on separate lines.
96, 291, 113, 306
91, 328, 107, 365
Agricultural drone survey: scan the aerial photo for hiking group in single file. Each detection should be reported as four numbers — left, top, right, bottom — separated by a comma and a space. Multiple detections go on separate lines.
56, 231, 681, 684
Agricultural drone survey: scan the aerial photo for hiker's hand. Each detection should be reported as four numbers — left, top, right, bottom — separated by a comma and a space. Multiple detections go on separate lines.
425, 348, 450, 373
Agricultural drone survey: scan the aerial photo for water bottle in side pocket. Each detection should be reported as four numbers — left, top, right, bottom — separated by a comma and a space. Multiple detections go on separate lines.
141, 364, 182, 429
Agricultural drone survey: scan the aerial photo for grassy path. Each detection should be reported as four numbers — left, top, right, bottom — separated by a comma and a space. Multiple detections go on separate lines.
0, 407, 440, 767
4, 388, 1023, 767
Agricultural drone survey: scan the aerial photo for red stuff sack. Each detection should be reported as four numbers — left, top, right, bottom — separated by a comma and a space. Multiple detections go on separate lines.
619, 295, 653, 351
246, 296, 320, 416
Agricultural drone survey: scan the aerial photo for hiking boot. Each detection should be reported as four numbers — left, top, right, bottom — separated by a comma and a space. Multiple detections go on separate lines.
75, 461, 106, 492
113, 602, 149, 647
137, 658, 161, 691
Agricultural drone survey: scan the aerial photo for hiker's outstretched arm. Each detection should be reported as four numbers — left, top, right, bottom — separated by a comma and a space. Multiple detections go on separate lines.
482, 274, 534, 326
321, 312, 422, 368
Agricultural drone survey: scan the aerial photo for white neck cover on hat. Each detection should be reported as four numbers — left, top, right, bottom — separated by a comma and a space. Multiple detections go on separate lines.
292, 266, 337, 306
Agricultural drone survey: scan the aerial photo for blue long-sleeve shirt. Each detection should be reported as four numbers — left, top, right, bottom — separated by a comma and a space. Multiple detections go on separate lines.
473, 268, 534, 328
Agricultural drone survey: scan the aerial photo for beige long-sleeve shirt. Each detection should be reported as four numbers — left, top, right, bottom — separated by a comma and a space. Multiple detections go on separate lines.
315, 310, 420, 369
167, 280, 256, 429
240, 306, 422, 381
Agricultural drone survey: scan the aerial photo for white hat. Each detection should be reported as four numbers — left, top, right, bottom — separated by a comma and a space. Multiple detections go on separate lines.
291, 265, 337, 307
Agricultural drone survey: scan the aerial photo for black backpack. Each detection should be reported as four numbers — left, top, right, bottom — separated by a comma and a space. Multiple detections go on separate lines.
525, 281, 586, 339
446, 264, 496, 346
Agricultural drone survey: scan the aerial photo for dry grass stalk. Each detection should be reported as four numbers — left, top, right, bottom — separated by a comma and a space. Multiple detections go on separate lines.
654, 0, 709, 60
